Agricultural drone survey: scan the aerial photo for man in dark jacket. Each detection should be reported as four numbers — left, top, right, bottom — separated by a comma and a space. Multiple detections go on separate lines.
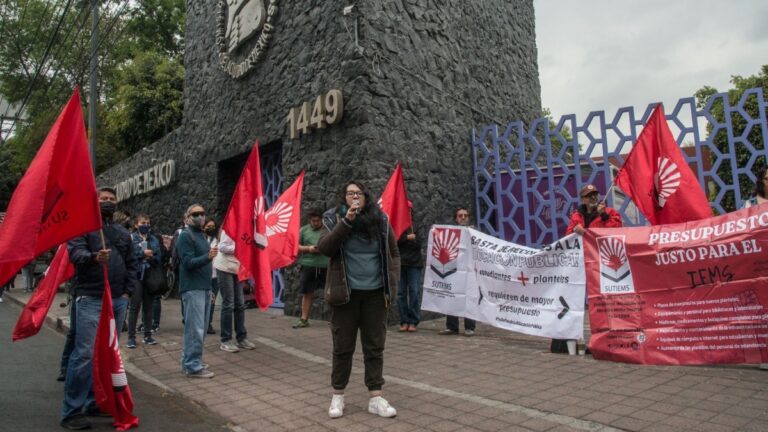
60, 187, 137, 430
397, 201, 423, 332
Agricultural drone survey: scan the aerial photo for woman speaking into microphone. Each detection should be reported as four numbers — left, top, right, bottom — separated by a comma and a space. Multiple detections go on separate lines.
318, 180, 400, 419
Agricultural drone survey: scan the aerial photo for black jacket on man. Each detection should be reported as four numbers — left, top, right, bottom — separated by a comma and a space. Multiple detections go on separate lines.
67, 219, 138, 298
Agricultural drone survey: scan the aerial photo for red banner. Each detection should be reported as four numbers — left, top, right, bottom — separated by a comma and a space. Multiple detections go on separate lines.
584, 206, 768, 365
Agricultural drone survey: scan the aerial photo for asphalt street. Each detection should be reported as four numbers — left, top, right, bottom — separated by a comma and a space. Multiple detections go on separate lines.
0, 297, 232, 432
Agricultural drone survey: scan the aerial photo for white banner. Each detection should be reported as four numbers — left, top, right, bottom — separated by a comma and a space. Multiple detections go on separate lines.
422, 226, 585, 340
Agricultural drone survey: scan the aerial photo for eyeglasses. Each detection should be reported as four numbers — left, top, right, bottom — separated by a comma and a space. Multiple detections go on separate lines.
189, 212, 205, 217
346, 191, 364, 197
457, 214, 469, 218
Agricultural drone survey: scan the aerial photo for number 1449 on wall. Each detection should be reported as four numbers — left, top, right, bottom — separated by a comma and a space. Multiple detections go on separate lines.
287, 89, 344, 139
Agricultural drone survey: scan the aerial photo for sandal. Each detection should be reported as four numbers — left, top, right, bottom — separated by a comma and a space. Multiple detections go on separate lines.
407, 324, 417, 332
398, 324, 408, 332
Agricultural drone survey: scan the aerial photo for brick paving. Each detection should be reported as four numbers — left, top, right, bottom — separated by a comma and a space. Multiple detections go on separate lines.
6, 288, 768, 432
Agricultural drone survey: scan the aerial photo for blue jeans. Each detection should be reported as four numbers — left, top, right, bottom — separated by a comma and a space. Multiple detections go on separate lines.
61, 295, 128, 420
397, 266, 422, 325
181, 290, 211, 374
218, 271, 246, 343
60, 298, 77, 373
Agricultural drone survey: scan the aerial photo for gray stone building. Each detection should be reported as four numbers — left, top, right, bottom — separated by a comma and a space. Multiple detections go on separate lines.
97, 0, 541, 319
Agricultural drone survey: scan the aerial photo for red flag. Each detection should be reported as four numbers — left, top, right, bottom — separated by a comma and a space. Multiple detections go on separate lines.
222, 141, 273, 310
379, 162, 412, 239
0, 88, 101, 285
12, 245, 73, 341
93, 267, 139, 430
265, 171, 304, 270
615, 104, 711, 225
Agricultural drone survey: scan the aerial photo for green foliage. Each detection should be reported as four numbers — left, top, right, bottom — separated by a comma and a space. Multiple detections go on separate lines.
695, 65, 768, 211
0, 0, 186, 207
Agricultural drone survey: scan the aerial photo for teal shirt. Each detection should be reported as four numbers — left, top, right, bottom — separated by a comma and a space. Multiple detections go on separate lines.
342, 233, 383, 290
176, 225, 212, 292
298, 224, 329, 268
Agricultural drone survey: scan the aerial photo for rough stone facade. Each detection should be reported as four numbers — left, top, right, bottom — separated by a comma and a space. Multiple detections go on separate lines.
97, 0, 541, 322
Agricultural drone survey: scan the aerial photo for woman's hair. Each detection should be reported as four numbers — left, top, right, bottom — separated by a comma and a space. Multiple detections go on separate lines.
754, 166, 768, 198
204, 218, 217, 229
336, 180, 384, 240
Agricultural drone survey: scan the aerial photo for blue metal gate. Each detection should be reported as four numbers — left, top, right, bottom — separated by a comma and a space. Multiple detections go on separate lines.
473, 88, 768, 248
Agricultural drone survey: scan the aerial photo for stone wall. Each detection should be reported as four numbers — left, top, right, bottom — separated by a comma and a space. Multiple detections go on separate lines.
97, 0, 541, 322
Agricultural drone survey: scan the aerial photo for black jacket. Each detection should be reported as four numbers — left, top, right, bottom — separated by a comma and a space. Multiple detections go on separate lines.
67, 219, 138, 298
397, 229, 423, 268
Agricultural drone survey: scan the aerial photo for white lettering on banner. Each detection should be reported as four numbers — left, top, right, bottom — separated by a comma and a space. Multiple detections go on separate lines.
114, 160, 176, 202
422, 225, 585, 340
647, 211, 768, 245
652, 240, 762, 266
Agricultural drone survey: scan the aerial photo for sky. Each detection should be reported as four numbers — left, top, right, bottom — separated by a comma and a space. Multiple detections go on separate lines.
534, 0, 768, 122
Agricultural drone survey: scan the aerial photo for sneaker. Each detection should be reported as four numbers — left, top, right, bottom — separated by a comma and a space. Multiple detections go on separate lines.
292, 319, 310, 329
137, 324, 144, 333
237, 339, 256, 350
185, 368, 214, 379
84, 407, 111, 418
57, 370, 66, 382
463, 329, 475, 337
328, 394, 345, 419
143, 336, 157, 345
0, 297, 3, 303
368, 396, 397, 418
438, 329, 458, 335
60, 415, 92, 430
220, 341, 240, 353
126, 338, 137, 349
151, 326, 159, 334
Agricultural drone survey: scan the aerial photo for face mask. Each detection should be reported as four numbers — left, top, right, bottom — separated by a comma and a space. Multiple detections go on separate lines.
190, 215, 206, 228
138, 224, 150, 234
204, 227, 216, 236
100, 202, 116, 218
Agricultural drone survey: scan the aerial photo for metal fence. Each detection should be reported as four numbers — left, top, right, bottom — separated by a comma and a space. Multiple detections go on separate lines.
472, 87, 768, 248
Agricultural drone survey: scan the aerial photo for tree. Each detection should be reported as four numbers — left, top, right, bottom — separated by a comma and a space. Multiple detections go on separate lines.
0, 0, 186, 206
695, 65, 768, 211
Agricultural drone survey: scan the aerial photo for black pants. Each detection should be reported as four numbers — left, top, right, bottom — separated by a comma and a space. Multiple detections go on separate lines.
128, 282, 154, 339
446, 315, 475, 332
331, 290, 388, 391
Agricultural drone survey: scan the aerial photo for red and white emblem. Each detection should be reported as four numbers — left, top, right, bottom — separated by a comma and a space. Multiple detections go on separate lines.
596, 235, 634, 293
264, 202, 293, 237
430, 228, 461, 278
654, 157, 681, 208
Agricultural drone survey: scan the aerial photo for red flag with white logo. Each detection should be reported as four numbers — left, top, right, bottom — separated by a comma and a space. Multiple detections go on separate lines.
615, 104, 711, 225
12, 245, 74, 341
265, 171, 304, 270
93, 267, 139, 430
379, 162, 412, 239
0, 88, 101, 285
222, 141, 273, 310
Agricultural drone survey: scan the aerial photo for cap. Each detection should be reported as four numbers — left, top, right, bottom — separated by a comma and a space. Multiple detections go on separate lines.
579, 184, 598, 198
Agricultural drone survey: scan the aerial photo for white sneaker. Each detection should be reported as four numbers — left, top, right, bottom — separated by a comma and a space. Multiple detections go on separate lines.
760, 363, 768, 370
237, 339, 256, 350
368, 396, 397, 417
328, 394, 345, 419
219, 341, 240, 353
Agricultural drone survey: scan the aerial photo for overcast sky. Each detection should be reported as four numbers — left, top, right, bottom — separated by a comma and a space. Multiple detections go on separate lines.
534, 0, 768, 121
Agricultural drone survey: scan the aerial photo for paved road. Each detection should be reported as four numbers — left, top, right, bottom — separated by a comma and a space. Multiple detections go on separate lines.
0, 298, 232, 432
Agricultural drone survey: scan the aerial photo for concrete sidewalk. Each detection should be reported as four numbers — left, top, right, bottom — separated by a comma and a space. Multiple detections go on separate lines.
4, 285, 767, 432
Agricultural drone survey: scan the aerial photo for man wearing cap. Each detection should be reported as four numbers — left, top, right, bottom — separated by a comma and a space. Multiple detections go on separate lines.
566, 184, 622, 235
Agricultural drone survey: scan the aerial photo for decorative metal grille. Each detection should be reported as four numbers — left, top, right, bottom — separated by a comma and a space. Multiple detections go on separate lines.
473, 88, 768, 248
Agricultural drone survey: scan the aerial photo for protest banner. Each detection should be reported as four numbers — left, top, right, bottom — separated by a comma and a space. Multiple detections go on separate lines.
584, 206, 768, 365
423, 225, 585, 339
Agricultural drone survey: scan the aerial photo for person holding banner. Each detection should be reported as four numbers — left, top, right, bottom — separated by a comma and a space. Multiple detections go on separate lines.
438, 207, 477, 336
61, 187, 137, 430
566, 184, 622, 235
742, 166, 768, 370
318, 181, 400, 419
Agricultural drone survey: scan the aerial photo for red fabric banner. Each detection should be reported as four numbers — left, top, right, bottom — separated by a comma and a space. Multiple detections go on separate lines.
222, 141, 273, 310
93, 268, 139, 430
584, 206, 768, 365
615, 104, 711, 225
265, 171, 304, 270
0, 88, 101, 285
379, 162, 412, 239
12, 245, 73, 341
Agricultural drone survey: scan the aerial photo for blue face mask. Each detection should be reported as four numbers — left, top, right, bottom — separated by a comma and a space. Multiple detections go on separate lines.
138, 224, 151, 234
